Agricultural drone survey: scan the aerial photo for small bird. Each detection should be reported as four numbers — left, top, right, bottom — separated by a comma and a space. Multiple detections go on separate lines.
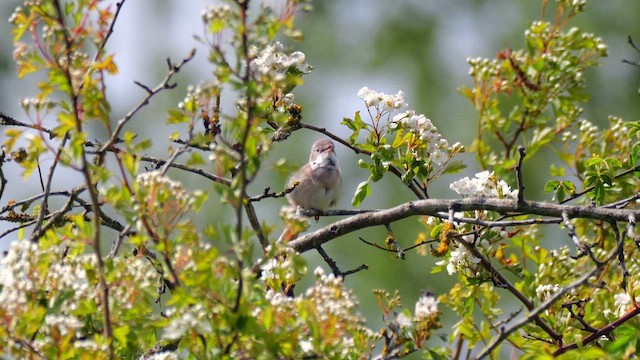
287, 139, 342, 212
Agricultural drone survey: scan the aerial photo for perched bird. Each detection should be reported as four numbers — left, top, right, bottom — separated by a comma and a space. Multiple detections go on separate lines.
287, 139, 342, 211
279, 139, 341, 243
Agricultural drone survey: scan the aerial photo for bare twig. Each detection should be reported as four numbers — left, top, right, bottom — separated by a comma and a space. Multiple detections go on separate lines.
31, 133, 70, 241
107, 223, 133, 258
0, 112, 57, 138
342, 264, 368, 276
29, 187, 86, 241
515, 146, 526, 205
249, 186, 295, 202
98, 49, 196, 154
0, 147, 7, 203
316, 245, 343, 277
243, 200, 269, 251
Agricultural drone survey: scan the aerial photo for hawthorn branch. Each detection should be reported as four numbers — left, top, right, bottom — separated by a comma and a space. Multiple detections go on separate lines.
0, 112, 57, 138
476, 239, 624, 359
456, 236, 562, 344
52, 0, 113, 356
290, 198, 640, 253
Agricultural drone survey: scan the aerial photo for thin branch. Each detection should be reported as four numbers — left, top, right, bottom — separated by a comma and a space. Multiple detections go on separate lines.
316, 245, 343, 277
29, 187, 86, 241
52, 1, 113, 356
611, 221, 629, 290
0, 147, 7, 203
135, 153, 231, 186
560, 164, 640, 204
107, 223, 133, 258
31, 133, 70, 240
290, 198, 640, 253
98, 1, 126, 54
456, 236, 562, 344
515, 146, 526, 205
249, 186, 295, 202
97, 49, 196, 154
0, 112, 57, 138
554, 306, 640, 356
342, 264, 368, 277
243, 200, 269, 251
562, 211, 592, 259
358, 236, 396, 253
603, 193, 640, 209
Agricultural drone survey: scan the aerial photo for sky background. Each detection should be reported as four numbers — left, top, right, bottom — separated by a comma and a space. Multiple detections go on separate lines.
1, 0, 639, 356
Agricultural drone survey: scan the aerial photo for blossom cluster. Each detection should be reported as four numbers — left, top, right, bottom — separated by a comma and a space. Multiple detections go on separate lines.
0, 239, 160, 357
260, 246, 306, 290
163, 303, 213, 340
134, 171, 201, 236
450, 170, 518, 199
435, 237, 483, 276
257, 266, 378, 357
250, 41, 312, 77
356, 86, 462, 168
200, 4, 231, 23
414, 291, 439, 322
392, 110, 460, 166
535, 283, 561, 300
357, 86, 407, 111
177, 81, 220, 113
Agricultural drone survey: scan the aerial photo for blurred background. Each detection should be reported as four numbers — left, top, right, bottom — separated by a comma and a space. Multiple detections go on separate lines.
1, 0, 639, 355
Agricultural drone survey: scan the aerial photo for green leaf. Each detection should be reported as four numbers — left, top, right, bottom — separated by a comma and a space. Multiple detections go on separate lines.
585, 156, 603, 167
351, 179, 371, 207
341, 111, 366, 145
544, 180, 559, 194
167, 109, 190, 124
430, 224, 443, 239
114, 326, 130, 348
442, 160, 467, 175
630, 142, 640, 169
463, 292, 475, 317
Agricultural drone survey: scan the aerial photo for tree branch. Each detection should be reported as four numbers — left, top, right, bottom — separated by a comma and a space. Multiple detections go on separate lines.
290, 198, 640, 253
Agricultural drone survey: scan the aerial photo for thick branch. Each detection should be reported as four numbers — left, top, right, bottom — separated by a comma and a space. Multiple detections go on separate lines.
289, 198, 640, 253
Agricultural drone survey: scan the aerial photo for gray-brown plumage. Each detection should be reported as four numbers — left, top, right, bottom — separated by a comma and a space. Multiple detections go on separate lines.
286, 139, 342, 211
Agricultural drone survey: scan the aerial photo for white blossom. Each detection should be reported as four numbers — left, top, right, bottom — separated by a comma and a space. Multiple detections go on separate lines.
535, 283, 560, 300
396, 312, 413, 328
414, 292, 439, 321
357, 86, 407, 110
299, 340, 314, 353
163, 304, 212, 340
446, 245, 481, 275
251, 41, 312, 75
450, 170, 518, 199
